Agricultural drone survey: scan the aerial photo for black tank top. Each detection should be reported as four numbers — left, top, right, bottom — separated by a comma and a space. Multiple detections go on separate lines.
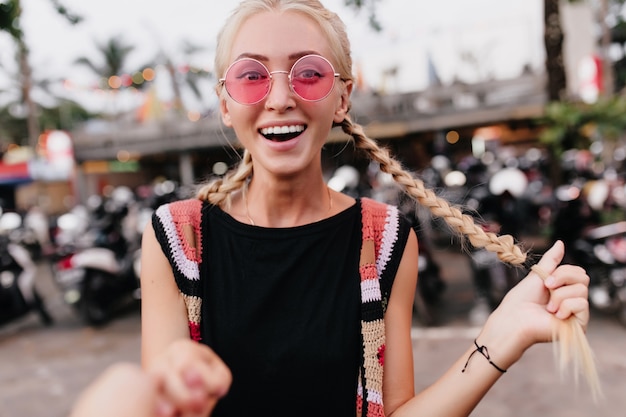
202, 202, 363, 416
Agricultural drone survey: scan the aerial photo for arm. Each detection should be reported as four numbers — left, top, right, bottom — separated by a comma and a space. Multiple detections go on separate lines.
70, 363, 163, 417
382, 228, 418, 414
140, 223, 232, 416
140, 223, 190, 367
70, 359, 231, 417
385, 240, 589, 417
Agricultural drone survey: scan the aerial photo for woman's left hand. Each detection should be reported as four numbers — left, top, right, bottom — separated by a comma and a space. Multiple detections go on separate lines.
481, 240, 590, 365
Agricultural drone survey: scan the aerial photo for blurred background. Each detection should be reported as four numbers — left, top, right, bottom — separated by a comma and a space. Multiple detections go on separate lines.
0, 0, 623, 233
1, 0, 626, 416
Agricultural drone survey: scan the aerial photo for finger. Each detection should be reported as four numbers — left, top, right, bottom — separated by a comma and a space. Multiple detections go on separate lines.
152, 361, 200, 412
152, 348, 231, 414
184, 356, 232, 398
554, 297, 590, 327
533, 240, 565, 279
545, 265, 589, 290
546, 283, 589, 313
174, 361, 231, 416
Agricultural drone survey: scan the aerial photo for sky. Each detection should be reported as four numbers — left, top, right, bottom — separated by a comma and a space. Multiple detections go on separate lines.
0, 0, 544, 113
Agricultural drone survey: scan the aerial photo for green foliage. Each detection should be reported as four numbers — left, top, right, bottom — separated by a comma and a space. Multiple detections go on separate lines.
75, 36, 135, 80
39, 100, 95, 131
1, 0, 80, 39
74, 36, 155, 92
0, 0, 83, 146
49, 0, 82, 25
0, 105, 27, 144
538, 97, 626, 156
0, 0, 21, 38
0, 100, 96, 145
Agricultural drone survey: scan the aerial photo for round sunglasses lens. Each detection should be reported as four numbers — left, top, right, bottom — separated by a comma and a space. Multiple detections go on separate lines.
224, 59, 271, 104
291, 56, 336, 101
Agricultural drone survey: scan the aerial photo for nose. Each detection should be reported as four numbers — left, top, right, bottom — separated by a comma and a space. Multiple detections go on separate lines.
264, 71, 295, 112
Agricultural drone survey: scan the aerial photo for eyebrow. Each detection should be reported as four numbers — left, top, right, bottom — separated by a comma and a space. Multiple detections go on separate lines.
233, 50, 322, 62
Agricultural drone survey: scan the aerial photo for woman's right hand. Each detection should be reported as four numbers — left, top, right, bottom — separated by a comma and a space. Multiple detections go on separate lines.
148, 339, 232, 417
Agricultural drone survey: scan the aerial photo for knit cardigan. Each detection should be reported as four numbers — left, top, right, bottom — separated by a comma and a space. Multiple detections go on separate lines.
152, 197, 403, 417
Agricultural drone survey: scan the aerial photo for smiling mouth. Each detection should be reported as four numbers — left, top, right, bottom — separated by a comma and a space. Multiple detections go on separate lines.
260, 124, 306, 142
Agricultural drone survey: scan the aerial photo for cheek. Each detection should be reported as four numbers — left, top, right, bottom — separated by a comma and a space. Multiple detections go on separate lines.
227, 109, 261, 144
222, 99, 252, 127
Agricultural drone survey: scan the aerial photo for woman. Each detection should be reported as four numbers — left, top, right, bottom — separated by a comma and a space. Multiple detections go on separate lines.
140, 1, 590, 416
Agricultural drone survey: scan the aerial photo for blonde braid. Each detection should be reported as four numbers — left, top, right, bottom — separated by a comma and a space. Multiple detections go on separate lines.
341, 117, 527, 266
195, 150, 253, 208
341, 116, 602, 398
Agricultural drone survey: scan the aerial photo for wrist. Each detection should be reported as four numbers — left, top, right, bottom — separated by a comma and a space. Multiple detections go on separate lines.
462, 339, 507, 374
477, 308, 530, 370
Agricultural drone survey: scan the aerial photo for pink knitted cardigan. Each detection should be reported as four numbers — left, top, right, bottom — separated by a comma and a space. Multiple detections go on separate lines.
153, 197, 401, 417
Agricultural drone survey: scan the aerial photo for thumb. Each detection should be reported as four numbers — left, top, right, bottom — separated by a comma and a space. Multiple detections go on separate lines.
534, 240, 565, 278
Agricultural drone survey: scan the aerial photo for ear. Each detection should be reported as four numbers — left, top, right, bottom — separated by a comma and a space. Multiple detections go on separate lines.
333, 80, 353, 124
220, 97, 233, 127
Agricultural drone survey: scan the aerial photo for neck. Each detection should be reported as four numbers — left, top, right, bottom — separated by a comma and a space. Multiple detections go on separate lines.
244, 185, 333, 227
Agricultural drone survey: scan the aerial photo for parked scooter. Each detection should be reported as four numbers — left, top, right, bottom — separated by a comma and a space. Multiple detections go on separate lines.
0, 210, 53, 327
571, 221, 626, 327
51, 189, 141, 326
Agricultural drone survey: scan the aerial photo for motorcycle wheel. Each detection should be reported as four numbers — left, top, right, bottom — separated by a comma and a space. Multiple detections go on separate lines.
79, 270, 112, 326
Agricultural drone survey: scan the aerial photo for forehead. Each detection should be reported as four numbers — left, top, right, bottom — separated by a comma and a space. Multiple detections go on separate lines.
230, 10, 332, 63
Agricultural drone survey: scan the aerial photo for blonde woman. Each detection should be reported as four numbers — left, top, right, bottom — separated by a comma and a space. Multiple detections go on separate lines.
139, 1, 590, 416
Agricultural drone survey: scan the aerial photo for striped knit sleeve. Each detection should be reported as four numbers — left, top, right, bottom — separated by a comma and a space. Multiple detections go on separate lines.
358, 197, 394, 417
377, 206, 411, 309
357, 198, 413, 417
151, 198, 204, 341
361, 198, 411, 312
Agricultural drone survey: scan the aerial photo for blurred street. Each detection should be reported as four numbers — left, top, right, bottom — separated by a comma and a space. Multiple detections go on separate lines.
1, 245, 626, 417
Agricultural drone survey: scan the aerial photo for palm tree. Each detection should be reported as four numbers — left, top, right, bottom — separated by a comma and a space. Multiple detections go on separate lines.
0, 0, 81, 148
74, 36, 139, 86
155, 40, 213, 115
544, 0, 569, 101
74, 35, 153, 119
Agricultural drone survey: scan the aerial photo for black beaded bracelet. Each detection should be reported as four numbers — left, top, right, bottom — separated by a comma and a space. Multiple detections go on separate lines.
462, 339, 507, 374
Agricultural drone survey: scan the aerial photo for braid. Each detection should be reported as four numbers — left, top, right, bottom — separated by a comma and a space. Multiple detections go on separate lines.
196, 150, 254, 208
341, 117, 527, 266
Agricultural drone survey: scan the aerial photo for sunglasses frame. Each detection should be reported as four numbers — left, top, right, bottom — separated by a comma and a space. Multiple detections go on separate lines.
218, 54, 341, 105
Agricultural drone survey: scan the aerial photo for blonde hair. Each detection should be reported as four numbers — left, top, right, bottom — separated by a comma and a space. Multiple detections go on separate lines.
196, 0, 600, 396
197, 0, 532, 263
212, 0, 353, 101
198, 0, 353, 209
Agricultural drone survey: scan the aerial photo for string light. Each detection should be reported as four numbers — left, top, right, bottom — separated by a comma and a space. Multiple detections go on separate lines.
61, 64, 210, 92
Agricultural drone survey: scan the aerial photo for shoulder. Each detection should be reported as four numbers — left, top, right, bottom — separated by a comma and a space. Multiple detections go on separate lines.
360, 196, 389, 213
152, 198, 206, 263
360, 197, 411, 239
154, 198, 204, 225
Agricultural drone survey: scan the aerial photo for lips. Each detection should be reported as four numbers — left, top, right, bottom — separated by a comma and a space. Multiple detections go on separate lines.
259, 124, 306, 142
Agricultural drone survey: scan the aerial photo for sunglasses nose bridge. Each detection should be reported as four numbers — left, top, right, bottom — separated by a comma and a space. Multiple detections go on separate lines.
267, 70, 295, 98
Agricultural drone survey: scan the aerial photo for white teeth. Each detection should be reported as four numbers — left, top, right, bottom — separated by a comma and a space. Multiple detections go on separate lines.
260, 125, 304, 135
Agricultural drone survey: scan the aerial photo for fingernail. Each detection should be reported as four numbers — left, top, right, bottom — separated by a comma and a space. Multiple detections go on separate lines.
545, 276, 556, 287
